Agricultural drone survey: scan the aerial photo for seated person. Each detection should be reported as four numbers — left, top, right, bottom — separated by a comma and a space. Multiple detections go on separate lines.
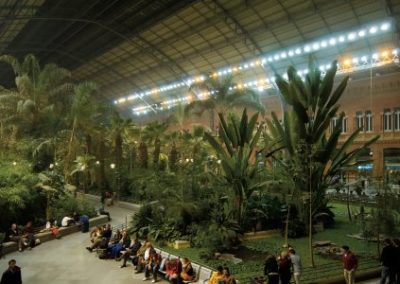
45, 219, 61, 239
22, 221, 36, 249
109, 229, 122, 245
5, 224, 23, 252
109, 230, 130, 259
180, 257, 195, 282
165, 258, 182, 283
86, 226, 105, 251
98, 203, 111, 221
134, 241, 150, 273
61, 215, 74, 227
143, 248, 160, 282
79, 214, 89, 233
209, 266, 224, 284
89, 226, 102, 243
119, 238, 142, 268
102, 224, 112, 241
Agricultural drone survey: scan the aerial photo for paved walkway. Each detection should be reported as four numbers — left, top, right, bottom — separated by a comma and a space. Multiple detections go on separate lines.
0, 202, 162, 284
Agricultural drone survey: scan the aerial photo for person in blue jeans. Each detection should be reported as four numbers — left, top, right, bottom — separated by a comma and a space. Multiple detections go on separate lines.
143, 248, 160, 283
78, 214, 89, 233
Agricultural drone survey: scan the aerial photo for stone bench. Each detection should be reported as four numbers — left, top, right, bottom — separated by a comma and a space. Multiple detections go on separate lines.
155, 248, 213, 284
1, 215, 108, 255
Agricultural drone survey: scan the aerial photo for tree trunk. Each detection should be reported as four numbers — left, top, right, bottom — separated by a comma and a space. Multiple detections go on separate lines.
65, 118, 77, 184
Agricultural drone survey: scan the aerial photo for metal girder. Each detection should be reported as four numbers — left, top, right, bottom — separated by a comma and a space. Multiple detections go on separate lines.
207, 0, 263, 55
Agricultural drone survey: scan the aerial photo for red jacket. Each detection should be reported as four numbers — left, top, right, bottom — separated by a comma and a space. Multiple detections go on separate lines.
342, 251, 358, 270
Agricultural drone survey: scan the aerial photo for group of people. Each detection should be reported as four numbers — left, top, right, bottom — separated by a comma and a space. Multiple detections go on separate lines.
4, 222, 37, 252
264, 247, 301, 284
83, 227, 237, 284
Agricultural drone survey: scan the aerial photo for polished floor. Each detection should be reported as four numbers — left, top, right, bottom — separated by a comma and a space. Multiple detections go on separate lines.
0, 203, 160, 284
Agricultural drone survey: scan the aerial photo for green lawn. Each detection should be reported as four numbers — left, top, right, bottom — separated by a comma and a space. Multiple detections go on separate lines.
157, 202, 380, 283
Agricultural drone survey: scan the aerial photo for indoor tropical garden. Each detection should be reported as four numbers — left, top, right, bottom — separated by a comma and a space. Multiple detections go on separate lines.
1, 51, 398, 283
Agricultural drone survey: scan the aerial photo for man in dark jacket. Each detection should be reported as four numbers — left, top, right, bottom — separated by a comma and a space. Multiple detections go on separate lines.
1, 259, 22, 284
380, 239, 396, 284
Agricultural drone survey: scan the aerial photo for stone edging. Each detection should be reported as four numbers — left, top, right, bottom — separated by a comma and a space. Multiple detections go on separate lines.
2, 215, 108, 255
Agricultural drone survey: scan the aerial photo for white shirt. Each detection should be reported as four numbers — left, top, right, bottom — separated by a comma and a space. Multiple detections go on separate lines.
144, 248, 151, 261
61, 217, 73, 227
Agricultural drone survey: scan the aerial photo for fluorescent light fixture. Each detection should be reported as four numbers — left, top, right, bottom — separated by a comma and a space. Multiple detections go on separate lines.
329, 38, 336, 45
304, 45, 311, 52
274, 54, 280, 60
288, 50, 294, 57
320, 41, 327, 48
339, 36, 345, 42
295, 48, 302, 55
380, 22, 390, 31
347, 33, 356, 41
369, 26, 377, 34
280, 52, 287, 58
312, 43, 320, 50
358, 30, 366, 37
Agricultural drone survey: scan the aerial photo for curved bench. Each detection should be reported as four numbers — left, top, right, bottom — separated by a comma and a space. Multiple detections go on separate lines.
1, 215, 108, 256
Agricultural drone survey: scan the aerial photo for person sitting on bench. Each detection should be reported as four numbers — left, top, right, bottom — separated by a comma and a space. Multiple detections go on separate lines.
119, 238, 142, 268
5, 224, 23, 252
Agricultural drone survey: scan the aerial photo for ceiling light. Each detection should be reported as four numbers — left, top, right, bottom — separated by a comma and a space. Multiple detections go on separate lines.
329, 38, 336, 45
268, 57, 273, 62
288, 50, 294, 57
312, 43, 320, 50
339, 36, 345, 42
295, 48, 302, 55
361, 56, 368, 62
392, 49, 398, 56
369, 26, 377, 34
280, 52, 287, 58
304, 45, 311, 52
380, 22, 390, 31
358, 30, 366, 37
352, 57, 359, 64
320, 41, 327, 48
274, 54, 280, 60
347, 33, 356, 41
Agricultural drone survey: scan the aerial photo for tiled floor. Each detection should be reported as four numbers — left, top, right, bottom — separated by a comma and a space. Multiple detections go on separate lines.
0, 202, 162, 284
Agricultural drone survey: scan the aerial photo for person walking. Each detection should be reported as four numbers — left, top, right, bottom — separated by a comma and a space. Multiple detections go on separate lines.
380, 239, 396, 284
289, 248, 302, 284
278, 251, 292, 284
1, 259, 22, 284
342, 245, 358, 284
264, 254, 279, 284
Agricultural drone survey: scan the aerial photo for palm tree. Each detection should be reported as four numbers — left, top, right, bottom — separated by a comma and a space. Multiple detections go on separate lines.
204, 109, 265, 227
265, 59, 379, 267
65, 81, 98, 184
142, 121, 169, 168
185, 75, 265, 131
108, 111, 135, 197
0, 54, 72, 134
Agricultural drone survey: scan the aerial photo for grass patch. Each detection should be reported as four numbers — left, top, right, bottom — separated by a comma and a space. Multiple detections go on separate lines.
157, 202, 380, 283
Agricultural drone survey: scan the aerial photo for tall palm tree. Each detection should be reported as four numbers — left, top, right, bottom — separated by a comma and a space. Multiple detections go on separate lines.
108, 111, 135, 197
65, 81, 98, 183
142, 121, 169, 168
185, 75, 265, 131
0, 54, 72, 135
265, 59, 379, 267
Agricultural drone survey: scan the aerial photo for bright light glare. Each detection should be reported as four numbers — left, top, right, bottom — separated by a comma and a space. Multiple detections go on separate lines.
295, 48, 302, 54
329, 38, 336, 45
369, 26, 377, 34
358, 30, 366, 37
339, 36, 345, 42
347, 33, 356, 41
380, 22, 390, 31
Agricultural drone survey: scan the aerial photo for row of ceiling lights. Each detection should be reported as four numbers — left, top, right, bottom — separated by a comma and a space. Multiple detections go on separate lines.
114, 19, 392, 106
132, 48, 399, 116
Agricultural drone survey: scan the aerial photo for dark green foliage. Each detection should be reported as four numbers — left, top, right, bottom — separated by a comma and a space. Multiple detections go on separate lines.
243, 194, 282, 232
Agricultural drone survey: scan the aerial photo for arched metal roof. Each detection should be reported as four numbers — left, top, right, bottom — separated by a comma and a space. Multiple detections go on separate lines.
0, 0, 399, 116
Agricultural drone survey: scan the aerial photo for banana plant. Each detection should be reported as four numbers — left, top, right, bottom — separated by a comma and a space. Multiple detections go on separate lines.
265, 59, 379, 267
204, 109, 264, 227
